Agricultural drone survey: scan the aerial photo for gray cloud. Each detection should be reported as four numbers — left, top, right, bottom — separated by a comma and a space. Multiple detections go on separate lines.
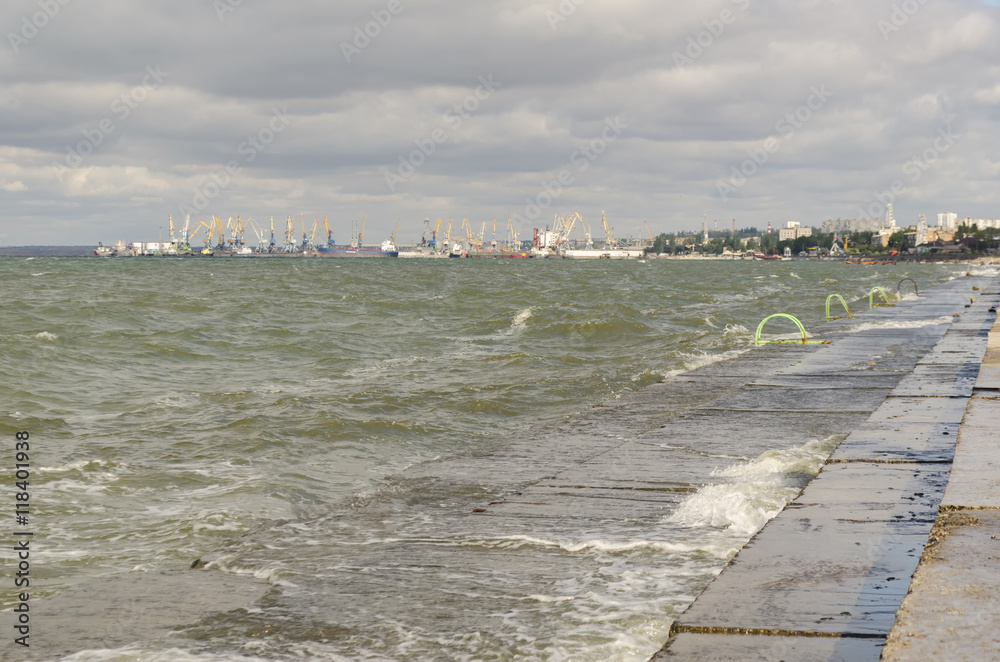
1, 0, 998, 245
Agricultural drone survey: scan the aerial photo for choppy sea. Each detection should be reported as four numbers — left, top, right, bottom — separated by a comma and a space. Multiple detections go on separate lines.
2, 256, 995, 661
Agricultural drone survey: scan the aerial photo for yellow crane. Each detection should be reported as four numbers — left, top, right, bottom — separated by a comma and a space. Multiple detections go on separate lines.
306, 218, 321, 249
189, 220, 212, 245
323, 216, 334, 246
392, 217, 401, 244
644, 220, 654, 247
443, 217, 454, 252
461, 217, 476, 251
600, 211, 616, 248
507, 217, 519, 251
431, 217, 443, 253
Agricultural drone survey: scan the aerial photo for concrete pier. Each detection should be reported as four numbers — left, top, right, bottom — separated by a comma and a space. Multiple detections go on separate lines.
653, 273, 1000, 661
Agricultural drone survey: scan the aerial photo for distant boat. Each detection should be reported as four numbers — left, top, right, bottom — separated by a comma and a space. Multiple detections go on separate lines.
315, 239, 399, 258
562, 248, 644, 259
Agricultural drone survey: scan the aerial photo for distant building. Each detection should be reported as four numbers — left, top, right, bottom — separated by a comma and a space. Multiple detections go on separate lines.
778, 222, 813, 241
871, 232, 890, 247
958, 217, 1000, 230
938, 212, 958, 230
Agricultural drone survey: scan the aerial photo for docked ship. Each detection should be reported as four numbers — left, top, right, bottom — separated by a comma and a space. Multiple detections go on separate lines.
562, 247, 645, 259
315, 238, 399, 258
559, 212, 645, 259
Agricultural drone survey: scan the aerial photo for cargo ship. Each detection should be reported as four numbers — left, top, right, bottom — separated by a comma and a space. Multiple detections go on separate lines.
315, 239, 399, 258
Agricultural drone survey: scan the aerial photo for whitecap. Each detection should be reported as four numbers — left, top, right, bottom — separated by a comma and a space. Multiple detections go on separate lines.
668, 436, 841, 538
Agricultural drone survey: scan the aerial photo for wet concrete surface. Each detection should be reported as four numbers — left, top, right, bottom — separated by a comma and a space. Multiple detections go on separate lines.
881, 355, 1000, 660
19, 570, 270, 661
653, 274, 1000, 661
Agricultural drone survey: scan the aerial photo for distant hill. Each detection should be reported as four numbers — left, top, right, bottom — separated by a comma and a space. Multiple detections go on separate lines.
0, 246, 95, 257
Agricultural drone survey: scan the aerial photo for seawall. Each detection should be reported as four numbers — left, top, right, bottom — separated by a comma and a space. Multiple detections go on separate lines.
653, 272, 1000, 660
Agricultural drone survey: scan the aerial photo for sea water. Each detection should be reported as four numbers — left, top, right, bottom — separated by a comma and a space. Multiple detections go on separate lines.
1, 257, 993, 660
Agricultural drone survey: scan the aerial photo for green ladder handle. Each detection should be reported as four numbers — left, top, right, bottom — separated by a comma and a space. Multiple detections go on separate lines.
755, 313, 832, 346
868, 286, 893, 309
897, 278, 918, 296
825, 294, 854, 322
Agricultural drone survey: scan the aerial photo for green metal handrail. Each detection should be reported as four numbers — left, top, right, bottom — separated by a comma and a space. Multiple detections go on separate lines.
754, 313, 832, 346
868, 286, 893, 309
825, 294, 854, 322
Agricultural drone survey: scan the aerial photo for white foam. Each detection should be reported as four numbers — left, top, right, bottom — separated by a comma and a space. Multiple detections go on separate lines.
511, 306, 532, 330
39, 459, 113, 473
59, 649, 277, 662
664, 349, 747, 377
843, 315, 955, 333
527, 593, 576, 603
462, 534, 704, 556
722, 324, 750, 337
668, 436, 840, 537
34, 331, 58, 341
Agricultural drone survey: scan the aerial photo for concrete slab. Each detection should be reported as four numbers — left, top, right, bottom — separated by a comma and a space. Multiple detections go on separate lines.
890, 364, 980, 398
828, 420, 958, 464
682, 353, 812, 379
771, 353, 919, 379
653, 632, 884, 662
671, 463, 948, 637
493, 485, 680, 520
22, 570, 270, 661
865, 396, 969, 425
700, 386, 892, 414
959, 396, 1000, 428
881, 511, 1000, 662
747, 374, 904, 389
918, 344, 989, 366
639, 410, 871, 460
976, 364, 1000, 391
940, 427, 1000, 509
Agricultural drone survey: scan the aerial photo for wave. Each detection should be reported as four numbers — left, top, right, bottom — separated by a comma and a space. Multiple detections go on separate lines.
668, 436, 842, 538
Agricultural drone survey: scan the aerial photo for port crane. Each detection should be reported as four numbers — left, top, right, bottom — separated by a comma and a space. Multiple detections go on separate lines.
391, 217, 401, 245
283, 216, 296, 252
506, 217, 520, 251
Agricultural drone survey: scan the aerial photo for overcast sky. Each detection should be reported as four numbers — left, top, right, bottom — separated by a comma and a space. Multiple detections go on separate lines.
1, 0, 998, 246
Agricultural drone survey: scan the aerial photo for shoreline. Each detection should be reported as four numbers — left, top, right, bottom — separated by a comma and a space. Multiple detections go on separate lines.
652, 272, 1000, 660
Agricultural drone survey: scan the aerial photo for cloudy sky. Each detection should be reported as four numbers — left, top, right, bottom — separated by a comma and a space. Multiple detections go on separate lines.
1, 0, 998, 246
